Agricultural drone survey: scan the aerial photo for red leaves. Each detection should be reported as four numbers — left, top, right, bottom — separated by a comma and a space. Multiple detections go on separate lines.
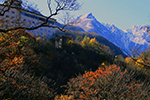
79, 65, 121, 99
67, 64, 148, 99
83, 65, 120, 81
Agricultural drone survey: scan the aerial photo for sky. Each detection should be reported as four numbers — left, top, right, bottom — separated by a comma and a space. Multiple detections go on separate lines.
1, 0, 150, 30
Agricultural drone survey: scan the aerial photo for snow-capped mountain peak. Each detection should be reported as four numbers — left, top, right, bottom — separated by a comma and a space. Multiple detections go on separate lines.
73, 13, 150, 56
80, 13, 95, 20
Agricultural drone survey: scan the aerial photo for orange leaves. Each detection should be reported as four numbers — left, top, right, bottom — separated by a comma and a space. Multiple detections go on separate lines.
81, 80, 88, 84
120, 72, 124, 75
14, 69, 19, 73
94, 89, 100, 94
79, 65, 122, 99
81, 65, 122, 95
0, 30, 57, 99
12, 55, 24, 65
13, 57, 19, 62
83, 65, 120, 79
76, 65, 146, 99
128, 86, 133, 90
125, 57, 133, 63
0, 37, 5, 41
17, 85, 26, 89
0, 30, 27, 75
134, 84, 140, 88
67, 62, 150, 99
2, 55, 24, 70
79, 95, 84, 99
90, 82, 94, 86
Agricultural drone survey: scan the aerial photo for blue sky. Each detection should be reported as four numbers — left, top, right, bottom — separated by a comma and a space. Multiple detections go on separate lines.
69, 0, 150, 30
2, 0, 150, 30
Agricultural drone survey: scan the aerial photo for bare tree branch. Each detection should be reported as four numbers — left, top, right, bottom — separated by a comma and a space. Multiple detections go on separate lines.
47, 0, 52, 15
0, 0, 82, 33
60, 12, 74, 24
122, 49, 150, 68
0, 23, 66, 32
0, 0, 14, 16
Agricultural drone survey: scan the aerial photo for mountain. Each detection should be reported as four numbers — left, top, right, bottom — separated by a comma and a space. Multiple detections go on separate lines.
70, 31, 127, 57
73, 13, 150, 56
55, 20, 126, 57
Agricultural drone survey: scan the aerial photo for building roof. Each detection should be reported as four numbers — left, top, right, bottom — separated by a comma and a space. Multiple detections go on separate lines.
0, 1, 56, 22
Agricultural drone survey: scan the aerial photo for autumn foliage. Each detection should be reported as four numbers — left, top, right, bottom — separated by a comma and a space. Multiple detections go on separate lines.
0, 29, 54, 99
125, 49, 150, 75
67, 65, 150, 99
0, 29, 150, 99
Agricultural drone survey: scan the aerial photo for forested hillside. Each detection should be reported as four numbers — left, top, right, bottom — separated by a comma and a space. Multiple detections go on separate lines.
0, 29, 150, 99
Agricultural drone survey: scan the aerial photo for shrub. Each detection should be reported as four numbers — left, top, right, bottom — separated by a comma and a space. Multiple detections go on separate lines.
0, 73, 55, 100
67, 65, 150, 100
0, 29, 55, 99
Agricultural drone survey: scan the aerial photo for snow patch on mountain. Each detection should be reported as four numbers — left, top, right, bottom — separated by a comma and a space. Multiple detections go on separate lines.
124, 25, 148, 45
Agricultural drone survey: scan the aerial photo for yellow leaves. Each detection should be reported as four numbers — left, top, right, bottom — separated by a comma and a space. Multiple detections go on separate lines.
125, 57, 145, 68
136, 59, 144, 68
81, 36, 99, 47
81, 36, 90, 46
8, 31, 11, 34
89, 37, 97, 45
125, 49, 150, 69
101, 62, 105, 66
54, 95, 74, 100
67, 40, 73, 44
101, 61, 109, 66
85, 37, 90, 41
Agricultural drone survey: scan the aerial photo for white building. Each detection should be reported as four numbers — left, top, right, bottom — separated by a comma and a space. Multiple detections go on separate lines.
0, 0, 56, 38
